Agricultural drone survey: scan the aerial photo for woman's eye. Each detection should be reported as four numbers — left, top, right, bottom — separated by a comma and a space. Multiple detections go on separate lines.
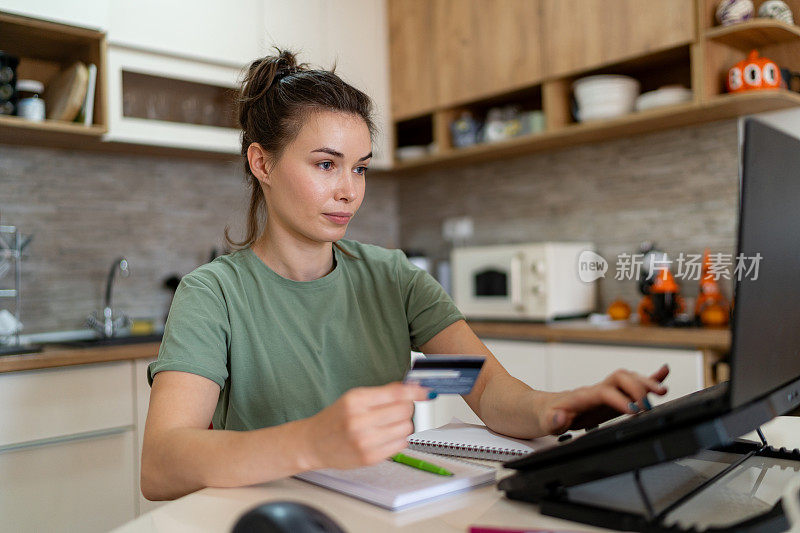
317, 161, 334, 171
354, 166, 368, 176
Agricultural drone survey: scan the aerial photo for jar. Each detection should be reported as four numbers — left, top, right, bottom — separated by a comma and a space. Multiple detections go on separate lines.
16, 79, 45, 122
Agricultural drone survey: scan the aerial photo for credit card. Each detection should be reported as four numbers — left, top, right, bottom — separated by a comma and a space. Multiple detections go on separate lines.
403, 355, 486, 394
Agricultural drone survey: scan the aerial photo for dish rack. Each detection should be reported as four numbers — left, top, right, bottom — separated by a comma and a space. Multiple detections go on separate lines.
0, 225, 31, 347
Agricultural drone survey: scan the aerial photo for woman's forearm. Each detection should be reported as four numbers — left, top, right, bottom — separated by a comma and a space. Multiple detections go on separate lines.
477, 373, 562, 439
141, 417, 316, 501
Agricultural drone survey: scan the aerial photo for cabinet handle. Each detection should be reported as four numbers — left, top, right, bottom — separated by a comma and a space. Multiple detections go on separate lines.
510, 253, 525, 311
0, 425, 134, 454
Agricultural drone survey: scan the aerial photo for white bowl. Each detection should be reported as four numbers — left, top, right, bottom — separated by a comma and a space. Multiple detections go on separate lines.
573, 75, 640, 121
634, 86, 693, 112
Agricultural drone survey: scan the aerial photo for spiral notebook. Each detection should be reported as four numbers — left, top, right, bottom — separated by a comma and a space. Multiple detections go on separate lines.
407, 418, 560, 462
295, 449, 495, 510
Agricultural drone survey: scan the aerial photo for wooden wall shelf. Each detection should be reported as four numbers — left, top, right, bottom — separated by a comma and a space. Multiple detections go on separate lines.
0, 12, 108, 150
392, 91, 800, 173
0, 114, 105, 136
706, 19, 800, 50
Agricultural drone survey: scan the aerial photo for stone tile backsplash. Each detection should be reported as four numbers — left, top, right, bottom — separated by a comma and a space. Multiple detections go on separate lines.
0, 146, 398, 333
396, 119, 740, 312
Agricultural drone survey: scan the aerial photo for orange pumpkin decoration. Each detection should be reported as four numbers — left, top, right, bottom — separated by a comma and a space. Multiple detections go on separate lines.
727, 50, 781, 93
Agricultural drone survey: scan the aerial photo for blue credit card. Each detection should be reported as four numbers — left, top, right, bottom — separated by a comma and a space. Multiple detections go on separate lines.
403, 355, 486, 394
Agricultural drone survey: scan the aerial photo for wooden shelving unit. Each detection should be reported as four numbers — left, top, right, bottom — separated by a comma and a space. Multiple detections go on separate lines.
0, 12, 107, 149
706, 18, 800, 49
393, 90, 800, 172
391, 1, 800, 174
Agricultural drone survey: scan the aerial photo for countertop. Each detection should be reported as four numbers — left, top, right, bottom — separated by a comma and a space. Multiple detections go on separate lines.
469, 320, 731, 352
0, 321, 730, 374
0, 342, 160, 374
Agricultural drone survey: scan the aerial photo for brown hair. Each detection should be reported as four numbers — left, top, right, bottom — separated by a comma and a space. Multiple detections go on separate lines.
225, 48, 376, 251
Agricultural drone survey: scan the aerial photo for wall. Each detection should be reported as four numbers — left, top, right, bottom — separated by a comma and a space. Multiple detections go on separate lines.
0, 145, 398, 333
397, 119, 742, 311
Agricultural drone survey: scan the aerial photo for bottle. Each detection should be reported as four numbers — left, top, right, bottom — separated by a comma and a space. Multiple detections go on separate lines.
16, 79, 45, 122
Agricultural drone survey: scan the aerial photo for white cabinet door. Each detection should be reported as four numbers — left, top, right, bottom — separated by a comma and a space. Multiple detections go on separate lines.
483, 339, 549, 391
262, 0, 393, 169
0, 425, 136, 533
108, 0, 263, 67
0, 0, 109, 30
548, 343, 704, 405
105, 46, 242, 153
0, 361, 134, 447
134, 358, 165, 515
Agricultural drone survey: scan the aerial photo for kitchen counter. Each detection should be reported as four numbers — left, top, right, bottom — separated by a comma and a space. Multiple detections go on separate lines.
1, 321, 731, 375
0, 342, 160, 373
469, 320, 731, 352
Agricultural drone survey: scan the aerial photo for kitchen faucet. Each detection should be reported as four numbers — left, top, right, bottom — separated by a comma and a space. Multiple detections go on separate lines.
86, 257, 130, 337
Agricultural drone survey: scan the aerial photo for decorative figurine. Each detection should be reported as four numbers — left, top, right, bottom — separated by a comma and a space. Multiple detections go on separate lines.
758, 0, 794, 24
727, 50, 781, 93
716, 0, 755, 25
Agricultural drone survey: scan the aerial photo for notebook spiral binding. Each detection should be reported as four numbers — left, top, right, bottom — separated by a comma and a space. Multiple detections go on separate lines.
408, 438, 528, 460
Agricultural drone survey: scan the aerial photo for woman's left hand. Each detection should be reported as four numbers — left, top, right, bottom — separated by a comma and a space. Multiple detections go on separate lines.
540, 364, 670, 435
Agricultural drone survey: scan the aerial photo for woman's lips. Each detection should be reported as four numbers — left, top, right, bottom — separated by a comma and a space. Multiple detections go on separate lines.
323, 213, 352, 225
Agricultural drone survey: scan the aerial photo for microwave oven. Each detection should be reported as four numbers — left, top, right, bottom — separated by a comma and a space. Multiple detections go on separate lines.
451, 242, 596, 321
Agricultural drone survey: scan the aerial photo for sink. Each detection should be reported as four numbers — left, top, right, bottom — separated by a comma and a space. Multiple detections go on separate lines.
47, 333, 163, 349
0, 343, 44, 356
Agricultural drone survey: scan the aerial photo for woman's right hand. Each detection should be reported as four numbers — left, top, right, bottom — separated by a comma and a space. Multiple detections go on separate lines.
300, 382, 431, 470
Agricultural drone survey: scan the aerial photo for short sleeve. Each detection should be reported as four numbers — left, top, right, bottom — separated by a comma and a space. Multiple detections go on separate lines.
147, 273, 230, 389
400, 255, 466, 350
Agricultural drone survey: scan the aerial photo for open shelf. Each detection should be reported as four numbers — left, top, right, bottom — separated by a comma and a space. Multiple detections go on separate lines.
392, 90, 800, 172
0, 12, 107, 149
706, 19, 800, 50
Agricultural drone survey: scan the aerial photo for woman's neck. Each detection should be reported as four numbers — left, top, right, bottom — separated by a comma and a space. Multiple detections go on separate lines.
252, 224, 335, 282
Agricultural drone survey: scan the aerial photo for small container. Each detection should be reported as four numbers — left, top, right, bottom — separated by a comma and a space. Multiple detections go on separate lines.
16, 79, 45, 122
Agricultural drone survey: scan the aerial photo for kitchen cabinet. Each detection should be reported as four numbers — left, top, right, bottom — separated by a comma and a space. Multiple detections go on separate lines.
0, 429, 137, 533
107, 0, 263, 67
105, 45, 241, 153
0, 0, 108, 31
389, 0, 544, 116
433, 0, 544, 107
0, 361, 137, 532
540, 0, 696, 78
388, 0, 437, 120
548, 343, 704, 405
262, 0, 394, 168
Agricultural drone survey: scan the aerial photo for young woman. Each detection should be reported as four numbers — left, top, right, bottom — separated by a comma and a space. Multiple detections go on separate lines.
141, 49, 669, 501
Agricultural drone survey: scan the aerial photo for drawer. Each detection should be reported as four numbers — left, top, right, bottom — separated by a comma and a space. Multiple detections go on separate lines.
0, 428, 136, 532
0, 361, 134, 447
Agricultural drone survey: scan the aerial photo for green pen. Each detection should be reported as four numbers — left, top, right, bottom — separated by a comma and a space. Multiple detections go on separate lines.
390, 453, 453, 476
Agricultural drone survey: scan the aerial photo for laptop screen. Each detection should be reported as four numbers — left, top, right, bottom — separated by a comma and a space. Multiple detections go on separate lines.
730, 119, 800, 408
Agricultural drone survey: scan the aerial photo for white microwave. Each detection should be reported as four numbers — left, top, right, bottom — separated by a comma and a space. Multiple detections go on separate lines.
451, 242, 596, 321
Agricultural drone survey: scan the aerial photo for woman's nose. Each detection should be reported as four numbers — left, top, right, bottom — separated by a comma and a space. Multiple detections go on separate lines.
335, 175, 358, 202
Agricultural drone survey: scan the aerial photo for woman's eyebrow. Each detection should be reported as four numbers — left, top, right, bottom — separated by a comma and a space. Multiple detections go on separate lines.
311, 147, 372, 161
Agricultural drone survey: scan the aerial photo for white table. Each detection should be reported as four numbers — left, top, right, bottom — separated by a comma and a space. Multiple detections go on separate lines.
114, 417, 800, 533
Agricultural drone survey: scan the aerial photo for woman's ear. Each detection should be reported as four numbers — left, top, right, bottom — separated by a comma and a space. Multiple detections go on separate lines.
247, 142, 273, 185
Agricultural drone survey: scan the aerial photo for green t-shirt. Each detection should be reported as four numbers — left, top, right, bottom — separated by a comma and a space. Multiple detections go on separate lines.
148, 239, 464, 431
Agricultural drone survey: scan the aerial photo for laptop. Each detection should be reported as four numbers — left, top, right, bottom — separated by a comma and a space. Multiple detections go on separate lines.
499, 119, 800, 501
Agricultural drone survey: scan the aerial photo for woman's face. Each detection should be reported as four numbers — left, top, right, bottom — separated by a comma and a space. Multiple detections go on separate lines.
261, 110, 371, 245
